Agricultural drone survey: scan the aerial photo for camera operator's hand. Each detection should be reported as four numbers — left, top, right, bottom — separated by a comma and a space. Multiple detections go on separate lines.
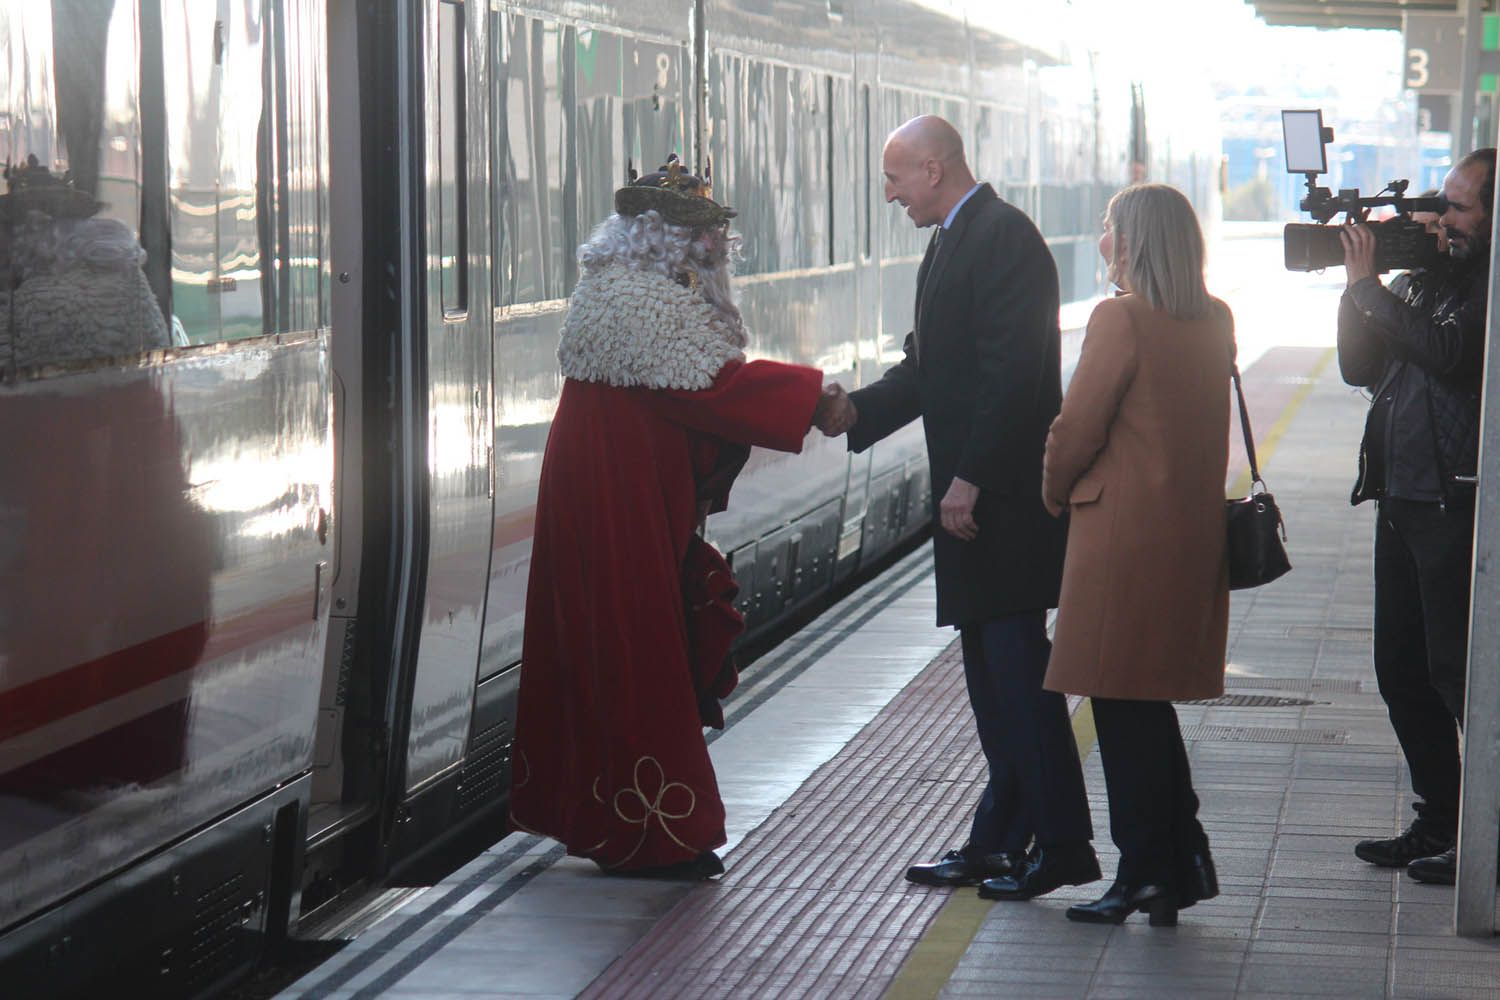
1340, 221, 1379, 287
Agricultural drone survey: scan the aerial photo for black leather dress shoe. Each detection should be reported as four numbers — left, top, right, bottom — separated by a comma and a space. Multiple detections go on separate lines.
1354, 824, 1452, 868
1066, 882, 1178, 926
976, 844, 1101, 900
906, 848, 1022, 888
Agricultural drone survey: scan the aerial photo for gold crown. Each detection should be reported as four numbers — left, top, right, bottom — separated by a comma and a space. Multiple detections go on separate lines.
615, 154, 735, 227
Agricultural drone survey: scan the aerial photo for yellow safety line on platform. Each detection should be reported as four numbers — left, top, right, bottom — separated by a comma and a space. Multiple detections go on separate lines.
883, 699, 1097, 1000
882, 347, 1333, 1000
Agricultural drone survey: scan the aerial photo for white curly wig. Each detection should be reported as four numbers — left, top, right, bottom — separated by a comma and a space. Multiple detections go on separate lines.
577, 210, 742, 324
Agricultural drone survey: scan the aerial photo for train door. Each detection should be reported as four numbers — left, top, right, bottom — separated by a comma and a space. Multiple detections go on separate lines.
311, 0, 373, 844
395, 0, 496, 836
838, 52, 881, 582
307, 0, 495, 893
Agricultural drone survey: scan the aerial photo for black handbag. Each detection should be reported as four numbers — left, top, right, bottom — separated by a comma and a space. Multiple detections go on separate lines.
1226, 364, 1291, 590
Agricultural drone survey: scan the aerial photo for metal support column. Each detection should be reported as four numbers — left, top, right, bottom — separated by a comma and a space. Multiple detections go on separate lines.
1456, 153, 1500, 938
1455, 0, 1483, 159
691, 0, 706, 174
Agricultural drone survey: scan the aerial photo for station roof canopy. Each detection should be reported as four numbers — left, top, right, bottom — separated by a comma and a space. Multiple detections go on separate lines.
1246, 1, 1492, 31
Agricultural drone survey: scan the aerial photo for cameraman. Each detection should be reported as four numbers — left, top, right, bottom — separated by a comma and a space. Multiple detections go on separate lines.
1338, 148, 1495, 886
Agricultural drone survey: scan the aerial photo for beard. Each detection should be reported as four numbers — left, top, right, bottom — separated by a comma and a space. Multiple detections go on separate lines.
1446, 224, 1491, 261
692, 260, 740, 323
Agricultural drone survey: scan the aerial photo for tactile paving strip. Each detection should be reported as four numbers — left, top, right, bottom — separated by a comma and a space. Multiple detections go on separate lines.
1224, 675, 1364, 693
1177, 723, 1347, 744
579, 639, 980, 1000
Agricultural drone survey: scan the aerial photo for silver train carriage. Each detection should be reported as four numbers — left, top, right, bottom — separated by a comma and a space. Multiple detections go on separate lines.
0, 0, 1217, 995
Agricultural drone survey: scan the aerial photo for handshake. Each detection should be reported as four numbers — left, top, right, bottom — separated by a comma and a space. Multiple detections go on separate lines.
812, 383, 858, 437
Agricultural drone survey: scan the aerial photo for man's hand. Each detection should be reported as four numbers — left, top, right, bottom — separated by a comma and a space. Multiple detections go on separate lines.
1340, 221, 1379, 286
939, 476, 980, 541
813, 383, 858, 436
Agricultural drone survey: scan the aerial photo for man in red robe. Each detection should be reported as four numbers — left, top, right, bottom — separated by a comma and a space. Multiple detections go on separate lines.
510, 161, 839, 878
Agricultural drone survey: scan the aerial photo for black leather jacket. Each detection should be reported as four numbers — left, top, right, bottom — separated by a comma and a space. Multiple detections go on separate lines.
1336, 254, 1488, 506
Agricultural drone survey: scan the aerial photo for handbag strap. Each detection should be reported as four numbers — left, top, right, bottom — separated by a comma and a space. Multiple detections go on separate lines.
1232, 363, 1264, 489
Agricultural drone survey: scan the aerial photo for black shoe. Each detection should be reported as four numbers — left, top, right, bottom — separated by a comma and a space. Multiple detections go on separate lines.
1408, 847, 1457, 885
1354, 825, 1453, 868
1176, 850, 1219, 909
905, 848, 1022, 888
611, 850, 724, 880
977, 844, 1101, 901
1407, 847, 1500, 886
1066, 882, 1179, 927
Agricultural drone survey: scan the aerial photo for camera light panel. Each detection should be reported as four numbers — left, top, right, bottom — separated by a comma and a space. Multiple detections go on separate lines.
1282, 109, 1328, 175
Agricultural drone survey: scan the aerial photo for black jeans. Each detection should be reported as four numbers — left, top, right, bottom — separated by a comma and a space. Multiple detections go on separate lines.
1372, 497, 1473, 837
1091, 697, 1209, 888
959, 612, 1093, 853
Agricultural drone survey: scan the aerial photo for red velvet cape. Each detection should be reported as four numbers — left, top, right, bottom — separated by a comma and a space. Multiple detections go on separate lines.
510, 360, 821, 870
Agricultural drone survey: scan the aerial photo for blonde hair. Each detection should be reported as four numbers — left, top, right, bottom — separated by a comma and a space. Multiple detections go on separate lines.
1105, 183, 1211, 320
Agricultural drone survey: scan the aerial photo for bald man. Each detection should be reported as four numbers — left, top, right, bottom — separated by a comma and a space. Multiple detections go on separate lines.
818, 115, 1097, 899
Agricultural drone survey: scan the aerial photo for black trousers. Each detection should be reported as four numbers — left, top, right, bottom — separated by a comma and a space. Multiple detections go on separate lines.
959, 611, 1093, 853
1091, 697, 1208, 887
1372, 497, 1473, 837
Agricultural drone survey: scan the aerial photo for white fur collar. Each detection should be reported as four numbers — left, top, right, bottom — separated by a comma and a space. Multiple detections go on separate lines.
557, 263, 747, 390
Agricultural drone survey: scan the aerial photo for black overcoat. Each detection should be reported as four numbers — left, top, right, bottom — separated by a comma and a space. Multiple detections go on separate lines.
848, 184, 1066, 626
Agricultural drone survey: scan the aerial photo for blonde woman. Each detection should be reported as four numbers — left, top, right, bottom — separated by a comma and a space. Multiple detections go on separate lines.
1041, 184, 1232, 926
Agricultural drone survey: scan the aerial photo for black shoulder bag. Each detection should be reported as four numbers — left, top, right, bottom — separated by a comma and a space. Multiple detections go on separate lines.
1225, 364, 1292, 590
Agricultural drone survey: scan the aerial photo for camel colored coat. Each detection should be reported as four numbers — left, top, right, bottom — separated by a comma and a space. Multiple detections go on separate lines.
1042, 294, 1233, 702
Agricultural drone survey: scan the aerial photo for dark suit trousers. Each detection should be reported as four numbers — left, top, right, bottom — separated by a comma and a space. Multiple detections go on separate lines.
1091, 697, 1209, 887
1372, 497, 1471, 837
959, 612, 1092, 853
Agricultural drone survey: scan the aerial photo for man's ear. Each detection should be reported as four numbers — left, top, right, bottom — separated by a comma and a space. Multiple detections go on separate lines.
926, 157, 943, 187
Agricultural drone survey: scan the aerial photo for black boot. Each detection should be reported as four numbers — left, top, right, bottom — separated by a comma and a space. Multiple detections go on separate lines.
1176, 850, 1219, 909
1066, 882, 1178, 926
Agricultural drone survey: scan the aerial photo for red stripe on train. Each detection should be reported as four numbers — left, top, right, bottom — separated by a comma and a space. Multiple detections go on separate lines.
0, 624, 208, 745
0, 591, 314, 744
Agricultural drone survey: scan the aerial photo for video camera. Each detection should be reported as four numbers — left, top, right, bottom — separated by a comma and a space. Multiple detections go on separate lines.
1281, 109, 1445, 272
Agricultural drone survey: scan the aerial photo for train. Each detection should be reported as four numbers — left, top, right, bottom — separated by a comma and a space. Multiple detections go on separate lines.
0, 1, 1219, 996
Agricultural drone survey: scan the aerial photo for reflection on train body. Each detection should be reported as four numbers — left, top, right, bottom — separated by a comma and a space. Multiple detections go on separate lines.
0, 1, 1218, 995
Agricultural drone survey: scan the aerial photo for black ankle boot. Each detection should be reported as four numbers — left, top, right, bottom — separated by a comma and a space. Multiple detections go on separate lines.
1178, 850, 1219, 909
1066, 882, 1178, 926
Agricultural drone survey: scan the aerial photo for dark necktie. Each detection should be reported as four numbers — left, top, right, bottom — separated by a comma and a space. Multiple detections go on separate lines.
915, 227, 945, 359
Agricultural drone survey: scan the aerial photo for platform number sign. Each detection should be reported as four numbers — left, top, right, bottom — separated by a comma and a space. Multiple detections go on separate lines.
1403, 13, 1464, 94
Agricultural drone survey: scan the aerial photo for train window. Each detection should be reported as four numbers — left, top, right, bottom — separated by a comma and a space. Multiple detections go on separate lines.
575, 30, 625, 237
0, 0, 328, 371
708, 54, 833, 276
272, 0, 331, 335
828, 76, 836, 267
573, 31, 686, 244
879, 86, 943, 259
973, 104, 1001, 191
705, 53, 740, 264
492, 14, 575, 307
0, 3, 170, 371
861, 83, 872, 261
624, 40, 685, 189
437, 1, 467, 315
162, 2, 270, 346
791, 67, 830, 270
744, 58, 779, 273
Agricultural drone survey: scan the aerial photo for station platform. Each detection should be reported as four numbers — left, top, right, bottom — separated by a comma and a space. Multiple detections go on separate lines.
276, 302, 1500, 997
